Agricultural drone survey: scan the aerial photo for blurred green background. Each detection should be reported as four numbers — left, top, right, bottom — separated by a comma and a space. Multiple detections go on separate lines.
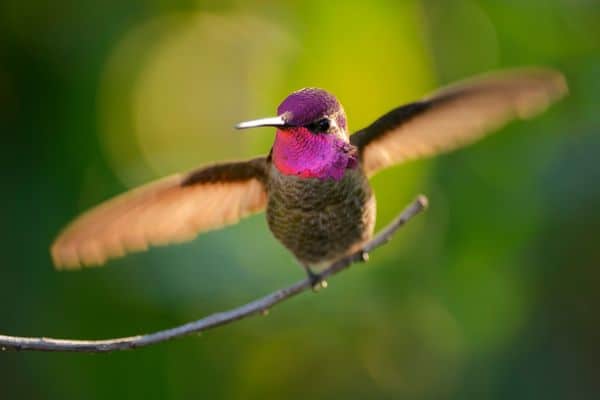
1, 0, 599, 398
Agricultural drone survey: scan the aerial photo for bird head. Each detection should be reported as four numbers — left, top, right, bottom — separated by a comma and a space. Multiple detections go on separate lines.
236, 88, 356, 180
236, 88, 348, 140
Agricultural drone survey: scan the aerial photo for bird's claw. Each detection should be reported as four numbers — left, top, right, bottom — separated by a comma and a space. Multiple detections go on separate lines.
306, 269, 328, 292
360, 250, 370, 262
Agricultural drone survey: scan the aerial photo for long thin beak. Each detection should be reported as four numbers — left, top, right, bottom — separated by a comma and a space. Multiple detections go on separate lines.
235, 116, 287, 130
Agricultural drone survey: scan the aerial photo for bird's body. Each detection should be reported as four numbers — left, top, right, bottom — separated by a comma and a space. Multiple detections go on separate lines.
265, 102, 374, 268
266, 164, 375, 268
50, 68, 568, 283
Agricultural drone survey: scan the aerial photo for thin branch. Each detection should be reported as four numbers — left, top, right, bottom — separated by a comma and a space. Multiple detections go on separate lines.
0, 195, 428, 353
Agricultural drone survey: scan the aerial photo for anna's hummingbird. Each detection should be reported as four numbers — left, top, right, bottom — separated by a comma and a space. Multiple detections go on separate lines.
51, 68, 567, 285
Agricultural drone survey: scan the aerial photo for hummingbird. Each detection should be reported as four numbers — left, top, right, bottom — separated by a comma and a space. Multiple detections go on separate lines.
51, 68, 567, 286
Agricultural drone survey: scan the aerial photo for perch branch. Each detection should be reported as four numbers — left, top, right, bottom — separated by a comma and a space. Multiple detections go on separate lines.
0, 195, 427, 353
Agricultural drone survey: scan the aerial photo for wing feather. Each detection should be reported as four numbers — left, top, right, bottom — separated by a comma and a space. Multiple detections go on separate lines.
51, 158, 268, 269
351, 68, 568, 176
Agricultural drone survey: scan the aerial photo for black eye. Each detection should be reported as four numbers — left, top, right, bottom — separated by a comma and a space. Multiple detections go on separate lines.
307, 118, 330, 133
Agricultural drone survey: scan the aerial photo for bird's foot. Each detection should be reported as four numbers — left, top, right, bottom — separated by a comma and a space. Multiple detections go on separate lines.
360, 250, 370, 262
306, 268, 328, 292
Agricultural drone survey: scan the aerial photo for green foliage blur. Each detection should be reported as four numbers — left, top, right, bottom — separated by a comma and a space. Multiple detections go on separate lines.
1, 0, 599, 398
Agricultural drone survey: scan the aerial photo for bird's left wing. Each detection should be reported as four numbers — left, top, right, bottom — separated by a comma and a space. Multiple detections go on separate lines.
350, 68, 568, 176
51, 157, 268, 269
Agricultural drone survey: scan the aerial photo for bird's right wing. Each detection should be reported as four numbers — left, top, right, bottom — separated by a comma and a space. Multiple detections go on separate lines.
350, 68, 568, 176
51, 157, 269, 269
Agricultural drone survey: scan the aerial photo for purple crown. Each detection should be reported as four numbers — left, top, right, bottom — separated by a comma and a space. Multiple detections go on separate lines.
277, 88, 343, 127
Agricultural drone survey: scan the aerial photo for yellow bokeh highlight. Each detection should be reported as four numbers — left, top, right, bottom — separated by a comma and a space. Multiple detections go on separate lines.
100, 12, 293, 186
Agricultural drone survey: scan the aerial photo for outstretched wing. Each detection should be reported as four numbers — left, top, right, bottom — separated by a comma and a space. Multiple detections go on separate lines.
51, 157, 269, 269
350, 68, 568, 176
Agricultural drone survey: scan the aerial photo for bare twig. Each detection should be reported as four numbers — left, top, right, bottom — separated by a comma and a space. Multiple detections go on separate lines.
0, 195, 427, 353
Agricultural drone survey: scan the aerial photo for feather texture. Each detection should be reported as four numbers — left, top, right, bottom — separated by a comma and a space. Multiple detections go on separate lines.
51, 158, 268, 269
351, 68, 568, 176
